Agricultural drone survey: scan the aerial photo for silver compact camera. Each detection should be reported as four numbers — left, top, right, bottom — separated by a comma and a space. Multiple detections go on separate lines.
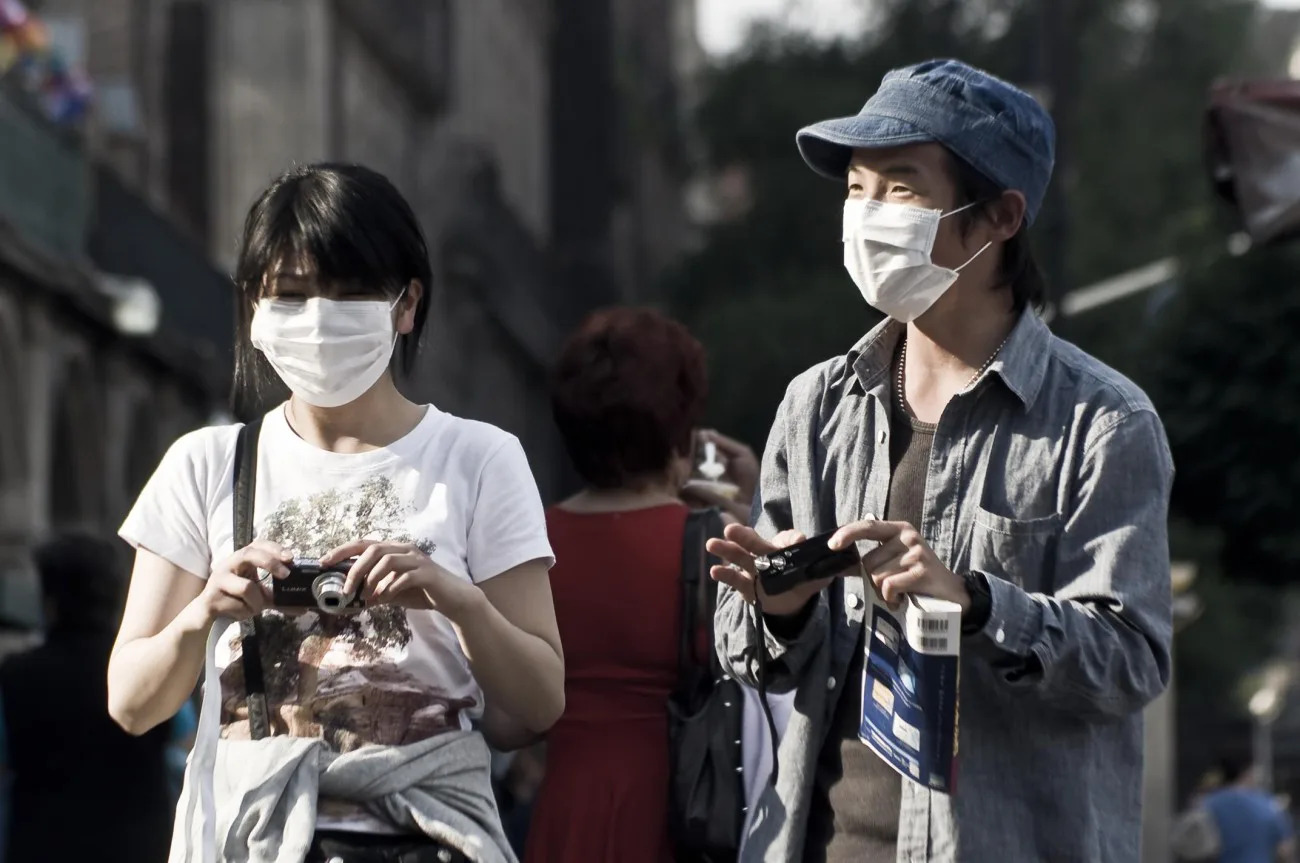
272, 557, 362, 613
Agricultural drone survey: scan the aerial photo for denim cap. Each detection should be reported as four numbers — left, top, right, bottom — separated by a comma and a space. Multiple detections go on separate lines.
796, 59, 1056, 224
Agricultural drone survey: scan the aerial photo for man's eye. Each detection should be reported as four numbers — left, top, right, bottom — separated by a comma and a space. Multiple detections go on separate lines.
891, 185, 913, 196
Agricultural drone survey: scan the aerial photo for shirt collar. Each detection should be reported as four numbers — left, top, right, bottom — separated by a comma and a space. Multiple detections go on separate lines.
848, 308, 1051, 410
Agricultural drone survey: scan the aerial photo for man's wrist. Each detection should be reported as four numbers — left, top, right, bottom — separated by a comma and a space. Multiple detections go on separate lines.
960, 570, 992, 634
762, 595, 817, 640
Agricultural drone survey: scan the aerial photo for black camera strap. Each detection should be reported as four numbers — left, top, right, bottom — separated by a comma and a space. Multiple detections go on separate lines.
232, 417, 271, 740
750, 590, 781, 786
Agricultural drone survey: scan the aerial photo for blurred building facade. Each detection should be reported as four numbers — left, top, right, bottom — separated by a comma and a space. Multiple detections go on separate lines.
0, 77, 225, 632
0, 0, 701, 625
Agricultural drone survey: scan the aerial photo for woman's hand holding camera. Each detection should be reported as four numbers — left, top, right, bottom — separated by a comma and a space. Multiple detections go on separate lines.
322, 541, 484, 621
183, 540, 292, 629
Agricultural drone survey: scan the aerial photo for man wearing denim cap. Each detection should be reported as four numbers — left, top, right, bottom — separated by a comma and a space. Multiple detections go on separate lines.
709, 59, 1174, 862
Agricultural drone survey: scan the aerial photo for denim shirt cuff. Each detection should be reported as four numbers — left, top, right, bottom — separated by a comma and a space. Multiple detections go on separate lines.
761, 595, 827, 659
974, 571, 1043, 657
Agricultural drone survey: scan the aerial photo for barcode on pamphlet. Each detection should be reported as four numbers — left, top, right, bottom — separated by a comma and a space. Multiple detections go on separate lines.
905, 599, 960, 656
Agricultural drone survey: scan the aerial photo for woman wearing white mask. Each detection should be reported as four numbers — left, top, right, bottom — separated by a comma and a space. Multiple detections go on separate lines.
108, 163, 564, 863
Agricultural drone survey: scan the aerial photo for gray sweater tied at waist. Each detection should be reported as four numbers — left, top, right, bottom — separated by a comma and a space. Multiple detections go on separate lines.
169, 730, 514, 863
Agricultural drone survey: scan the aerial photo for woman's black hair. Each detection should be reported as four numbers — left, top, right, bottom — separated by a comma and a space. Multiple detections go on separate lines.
948, 152, 1047, 314
231, 163, 432, 419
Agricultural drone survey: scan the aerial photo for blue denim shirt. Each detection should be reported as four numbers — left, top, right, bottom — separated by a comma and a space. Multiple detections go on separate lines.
716, 310, 1174, 863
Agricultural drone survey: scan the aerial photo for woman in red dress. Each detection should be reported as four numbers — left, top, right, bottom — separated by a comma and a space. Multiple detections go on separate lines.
521, 308, 755, 863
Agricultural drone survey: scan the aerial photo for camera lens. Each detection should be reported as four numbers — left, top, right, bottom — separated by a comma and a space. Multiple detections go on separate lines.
311, 573, 354, 613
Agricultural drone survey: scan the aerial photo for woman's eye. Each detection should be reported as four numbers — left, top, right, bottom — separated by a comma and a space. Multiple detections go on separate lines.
890, 185, 913, 196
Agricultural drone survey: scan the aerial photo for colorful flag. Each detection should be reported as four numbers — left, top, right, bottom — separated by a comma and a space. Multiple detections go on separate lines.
0, 0, 29, 33
0, 0, 93, 125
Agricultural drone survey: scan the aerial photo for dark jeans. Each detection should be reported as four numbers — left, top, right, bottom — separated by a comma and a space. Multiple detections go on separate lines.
305, 831, 471, 863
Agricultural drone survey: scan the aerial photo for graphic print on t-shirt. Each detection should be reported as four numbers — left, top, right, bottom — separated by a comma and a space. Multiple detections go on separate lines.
218, 475, 475, 752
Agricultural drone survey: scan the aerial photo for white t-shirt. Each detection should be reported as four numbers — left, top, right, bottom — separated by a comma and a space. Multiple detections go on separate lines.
119, 403, 554, 831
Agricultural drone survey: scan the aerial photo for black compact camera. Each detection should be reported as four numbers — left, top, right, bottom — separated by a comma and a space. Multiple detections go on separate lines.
273, 557, 363, 613
754, 530, 861, 596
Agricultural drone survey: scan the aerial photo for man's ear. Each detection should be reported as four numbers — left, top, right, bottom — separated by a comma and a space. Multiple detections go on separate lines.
986, 190, 1028, 242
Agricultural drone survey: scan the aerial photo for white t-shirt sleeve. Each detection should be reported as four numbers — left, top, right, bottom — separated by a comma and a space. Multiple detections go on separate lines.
465, 435, 554, 583
119, 427, 222, 580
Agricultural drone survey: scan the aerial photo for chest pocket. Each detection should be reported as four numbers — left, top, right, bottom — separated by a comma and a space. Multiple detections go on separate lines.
968, 505, 1061, 593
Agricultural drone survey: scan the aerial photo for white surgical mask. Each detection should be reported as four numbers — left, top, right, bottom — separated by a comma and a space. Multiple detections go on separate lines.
250, 293, 404, 408
842, 199, 991, 322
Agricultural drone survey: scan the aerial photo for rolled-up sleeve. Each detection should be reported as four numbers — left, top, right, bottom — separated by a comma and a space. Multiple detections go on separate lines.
715, 384, 828, 693
971, 408, 1175, 718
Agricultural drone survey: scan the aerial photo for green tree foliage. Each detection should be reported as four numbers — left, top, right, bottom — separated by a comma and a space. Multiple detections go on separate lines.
1148, 243, 1300, 582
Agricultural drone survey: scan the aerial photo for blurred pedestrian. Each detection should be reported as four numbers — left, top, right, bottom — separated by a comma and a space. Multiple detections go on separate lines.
520, 307, 755, 862
708, 58, 1175, 862
0, 533, 172, 863
1197, 753, 1296, 863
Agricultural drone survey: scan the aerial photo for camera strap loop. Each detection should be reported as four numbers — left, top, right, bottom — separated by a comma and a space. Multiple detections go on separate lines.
750, 591, 781, 786
232, 417, 271, 740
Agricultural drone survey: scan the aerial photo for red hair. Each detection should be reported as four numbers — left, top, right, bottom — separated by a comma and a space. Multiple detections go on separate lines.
550, 307, 708, 489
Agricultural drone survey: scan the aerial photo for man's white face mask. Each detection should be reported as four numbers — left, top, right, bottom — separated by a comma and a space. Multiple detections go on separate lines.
250, 292, 404, 408
842, 199, 990, 322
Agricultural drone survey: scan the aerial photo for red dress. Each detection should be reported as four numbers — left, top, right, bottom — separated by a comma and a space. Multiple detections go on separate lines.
524, 503, 690, 863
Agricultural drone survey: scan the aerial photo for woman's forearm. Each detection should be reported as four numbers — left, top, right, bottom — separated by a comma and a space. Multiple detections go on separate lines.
108, 601, 210, 735
449, 592, 565, 733
481, 702, 545, 751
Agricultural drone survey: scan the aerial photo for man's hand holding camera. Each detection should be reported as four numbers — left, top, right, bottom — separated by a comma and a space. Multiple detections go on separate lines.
829, 519, 970, 612
706, 518, 971, 617
322, 540, 484, 621
706, 525, 833, 617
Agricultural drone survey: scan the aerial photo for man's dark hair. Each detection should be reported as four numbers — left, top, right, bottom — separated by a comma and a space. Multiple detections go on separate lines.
947, 152, 1047, 314
1218, 751, 1253, 785
551, 307, 708, 489
231, 163, 434, 419
35, 533, 128, 633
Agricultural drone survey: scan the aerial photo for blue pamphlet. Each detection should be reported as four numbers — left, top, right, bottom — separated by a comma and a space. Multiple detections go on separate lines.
857, 593, 962, 794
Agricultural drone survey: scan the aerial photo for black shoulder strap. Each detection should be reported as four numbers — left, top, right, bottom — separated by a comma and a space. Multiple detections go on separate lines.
232, 417, 270, 740
677, 507, 724, 684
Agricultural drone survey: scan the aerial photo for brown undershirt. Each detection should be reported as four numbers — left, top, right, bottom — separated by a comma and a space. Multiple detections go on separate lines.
803, 350, 936, 863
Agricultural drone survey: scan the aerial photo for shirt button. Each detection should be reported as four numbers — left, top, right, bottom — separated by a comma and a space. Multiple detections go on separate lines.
879, 429, 888, 444
995, 627, 1006, 644
827, 676, 837, 690
847, 594, 862, 610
